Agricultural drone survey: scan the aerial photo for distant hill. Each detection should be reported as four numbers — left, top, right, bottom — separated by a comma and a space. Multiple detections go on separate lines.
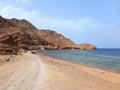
78, 43, 96, 50
0, 16, 76, 50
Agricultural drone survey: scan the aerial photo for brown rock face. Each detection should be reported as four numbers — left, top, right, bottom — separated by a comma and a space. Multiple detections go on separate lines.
38, 30, 76, 48
79, 43, 96, 50
0, 16, 14, 28
8, 18, 36, 29
0, 16, 76, 50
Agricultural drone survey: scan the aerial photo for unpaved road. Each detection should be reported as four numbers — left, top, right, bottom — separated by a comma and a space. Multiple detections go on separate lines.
0, 52, 120, 90
0, 52, 47, 90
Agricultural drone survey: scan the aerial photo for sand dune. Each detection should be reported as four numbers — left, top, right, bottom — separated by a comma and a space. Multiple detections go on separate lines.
0, 52, 120, 90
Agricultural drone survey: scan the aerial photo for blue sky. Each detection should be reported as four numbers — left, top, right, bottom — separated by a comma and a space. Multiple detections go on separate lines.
0, 0, 120, 48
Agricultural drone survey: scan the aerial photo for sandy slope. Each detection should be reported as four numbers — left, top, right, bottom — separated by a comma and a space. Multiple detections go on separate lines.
0, 52, 120, 90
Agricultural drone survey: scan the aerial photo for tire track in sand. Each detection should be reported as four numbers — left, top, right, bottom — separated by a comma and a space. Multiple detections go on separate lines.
0, 52, 46, 90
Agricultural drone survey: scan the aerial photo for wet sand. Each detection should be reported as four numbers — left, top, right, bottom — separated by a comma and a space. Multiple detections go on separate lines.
0, 52, 120, 90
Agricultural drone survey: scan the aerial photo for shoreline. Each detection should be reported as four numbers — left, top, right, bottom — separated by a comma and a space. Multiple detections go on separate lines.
39, 53, 120, 85
39, 53, 120, 74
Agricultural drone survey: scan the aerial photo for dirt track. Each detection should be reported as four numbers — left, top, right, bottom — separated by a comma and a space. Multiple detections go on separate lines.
0, 52, 46, 90
0, 52, 120, 90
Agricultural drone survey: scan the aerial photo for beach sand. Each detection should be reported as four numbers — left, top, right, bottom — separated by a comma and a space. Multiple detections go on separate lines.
0, 51, 120, 90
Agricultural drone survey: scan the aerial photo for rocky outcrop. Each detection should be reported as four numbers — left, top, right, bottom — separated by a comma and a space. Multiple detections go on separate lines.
78, 43, 96, 50
0, 16, 76, 50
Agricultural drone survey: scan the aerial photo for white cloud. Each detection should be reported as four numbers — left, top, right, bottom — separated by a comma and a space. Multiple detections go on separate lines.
15, 0, 31, 4
38, 17, 103, 32
0, 5, 40, 26
0, 5, 103, 32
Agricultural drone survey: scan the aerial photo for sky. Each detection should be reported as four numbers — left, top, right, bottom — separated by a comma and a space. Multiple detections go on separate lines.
0, 0, 120, 48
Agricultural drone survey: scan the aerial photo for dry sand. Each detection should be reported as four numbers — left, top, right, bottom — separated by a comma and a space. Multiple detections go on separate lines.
0, 51, 120, 90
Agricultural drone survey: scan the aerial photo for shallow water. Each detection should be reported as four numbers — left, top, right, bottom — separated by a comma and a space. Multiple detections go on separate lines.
41, 49, 120, 72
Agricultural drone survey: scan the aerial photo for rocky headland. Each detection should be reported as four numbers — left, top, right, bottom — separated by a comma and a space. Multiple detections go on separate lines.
78, 43, 96, 50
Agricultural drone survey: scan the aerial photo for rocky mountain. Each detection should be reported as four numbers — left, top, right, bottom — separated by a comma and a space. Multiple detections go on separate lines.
0, 16, 76, 50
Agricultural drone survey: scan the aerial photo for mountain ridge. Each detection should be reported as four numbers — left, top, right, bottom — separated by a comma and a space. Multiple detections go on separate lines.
0, 16, 77, 50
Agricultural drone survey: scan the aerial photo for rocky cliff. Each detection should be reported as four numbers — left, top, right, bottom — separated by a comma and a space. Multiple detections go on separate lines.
0, 16, 76, 50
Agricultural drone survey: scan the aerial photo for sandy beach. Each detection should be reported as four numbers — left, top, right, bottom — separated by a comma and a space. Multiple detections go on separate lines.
0, 52, 120, 90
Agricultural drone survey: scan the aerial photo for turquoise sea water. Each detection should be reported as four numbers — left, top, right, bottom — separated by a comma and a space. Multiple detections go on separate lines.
41, 49, 120, 72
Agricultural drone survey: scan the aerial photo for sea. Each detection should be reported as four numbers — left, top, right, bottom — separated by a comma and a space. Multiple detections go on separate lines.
41, 49, 120, 72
